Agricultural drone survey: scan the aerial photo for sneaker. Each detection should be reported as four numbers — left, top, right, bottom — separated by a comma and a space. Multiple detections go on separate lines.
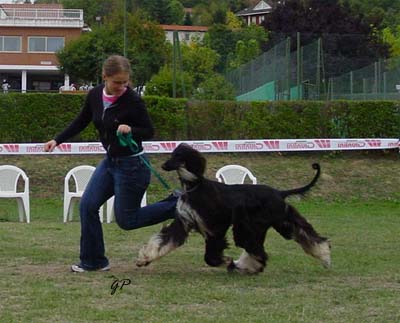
71, 263, 110, 273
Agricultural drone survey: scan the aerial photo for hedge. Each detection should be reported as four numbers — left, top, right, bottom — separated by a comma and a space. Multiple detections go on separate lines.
0, 93, 399, 142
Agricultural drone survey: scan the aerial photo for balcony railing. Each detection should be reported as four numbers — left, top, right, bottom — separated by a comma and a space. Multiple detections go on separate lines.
0, 8, 84, 28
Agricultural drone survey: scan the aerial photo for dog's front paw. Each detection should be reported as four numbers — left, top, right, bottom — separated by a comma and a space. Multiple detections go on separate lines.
223, 256, 233, 265
136, 259, 151, 267
227, 259, 237, 273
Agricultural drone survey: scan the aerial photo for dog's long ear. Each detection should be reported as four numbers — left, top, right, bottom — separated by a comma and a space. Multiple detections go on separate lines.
186, 149, 207, 177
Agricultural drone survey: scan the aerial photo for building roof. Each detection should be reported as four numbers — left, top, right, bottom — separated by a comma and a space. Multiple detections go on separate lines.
0, 3, 63, 10
236, 0, 273, 17
160, 25, 208, 32
0, 3, 83, 28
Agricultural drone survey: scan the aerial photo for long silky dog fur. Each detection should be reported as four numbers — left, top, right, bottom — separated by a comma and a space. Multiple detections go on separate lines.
136, 143, 331, 274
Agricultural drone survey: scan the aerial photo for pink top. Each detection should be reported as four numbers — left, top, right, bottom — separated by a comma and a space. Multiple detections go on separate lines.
102, 87, 127, 109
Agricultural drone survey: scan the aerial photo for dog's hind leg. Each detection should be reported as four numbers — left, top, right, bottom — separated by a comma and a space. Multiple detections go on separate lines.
273, 204, 331, 268
136, 218, 189, 267
229, 211, 268, 274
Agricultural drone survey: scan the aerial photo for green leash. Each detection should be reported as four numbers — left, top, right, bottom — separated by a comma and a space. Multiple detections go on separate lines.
116, 131, 171, 191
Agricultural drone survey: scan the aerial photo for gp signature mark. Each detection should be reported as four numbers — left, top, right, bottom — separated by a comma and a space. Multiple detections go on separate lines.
111, 276, 131, 295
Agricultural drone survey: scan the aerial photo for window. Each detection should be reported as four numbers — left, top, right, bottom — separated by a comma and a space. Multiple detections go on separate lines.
32, 81, 51, 91
28, 37, 64, 52
0, 36, 21, 52
47, 37, 64, 52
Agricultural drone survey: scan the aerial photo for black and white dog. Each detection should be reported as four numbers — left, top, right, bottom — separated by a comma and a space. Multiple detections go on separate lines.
136, 143, 331, 274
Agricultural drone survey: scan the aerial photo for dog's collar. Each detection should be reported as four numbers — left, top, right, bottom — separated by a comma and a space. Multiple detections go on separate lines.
182, 183, 200, 194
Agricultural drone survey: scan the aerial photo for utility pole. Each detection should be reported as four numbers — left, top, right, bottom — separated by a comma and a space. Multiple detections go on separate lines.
123, 0, 127, 57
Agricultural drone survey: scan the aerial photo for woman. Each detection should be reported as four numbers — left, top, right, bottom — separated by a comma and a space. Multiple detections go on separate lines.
45, 55, 177, 272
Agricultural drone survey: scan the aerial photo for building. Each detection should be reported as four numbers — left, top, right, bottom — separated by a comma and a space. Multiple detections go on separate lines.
0, 3, 84, 92
160, 25, 208, 44
236, 0, 274, 26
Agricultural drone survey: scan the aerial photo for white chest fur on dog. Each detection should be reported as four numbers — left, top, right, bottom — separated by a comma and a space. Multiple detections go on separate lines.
176, 197, 210, 236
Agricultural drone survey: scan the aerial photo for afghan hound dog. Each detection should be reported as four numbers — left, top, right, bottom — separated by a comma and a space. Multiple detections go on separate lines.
136, 143, 331, 274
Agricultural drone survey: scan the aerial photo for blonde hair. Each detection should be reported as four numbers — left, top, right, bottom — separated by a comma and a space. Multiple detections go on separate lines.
102, 55, 131, 77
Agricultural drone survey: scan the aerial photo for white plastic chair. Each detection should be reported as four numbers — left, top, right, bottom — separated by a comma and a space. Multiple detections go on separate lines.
215, 165, 257, 185
106, 192, 147, 224
0, 165, 30, 223
63, 165, 104, 223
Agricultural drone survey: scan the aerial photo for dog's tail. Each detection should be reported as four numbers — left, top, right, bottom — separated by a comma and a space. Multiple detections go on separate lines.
279, 163, 320, 199
273, 204, 331, 268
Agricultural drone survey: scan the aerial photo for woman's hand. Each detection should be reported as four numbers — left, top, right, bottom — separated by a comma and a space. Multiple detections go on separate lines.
117, 124, 131, 134
44, 139, 57, 152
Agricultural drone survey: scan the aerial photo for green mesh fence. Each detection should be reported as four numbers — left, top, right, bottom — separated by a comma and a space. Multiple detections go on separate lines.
329, 58, 400, 100
226, 36, 324, 101
226, 38, 290, 100
226, 34, 400, 101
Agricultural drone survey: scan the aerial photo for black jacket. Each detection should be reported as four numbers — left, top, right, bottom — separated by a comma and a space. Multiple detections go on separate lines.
55, 84, 154, 157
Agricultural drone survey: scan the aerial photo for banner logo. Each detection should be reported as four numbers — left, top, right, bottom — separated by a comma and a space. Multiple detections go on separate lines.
191, 143, 212, 151
78, 144, 104, 152
26, 145, 44, 153
264, 140, 280, 150
315, 139, 331, 148
365, 139, 381, 147
143, 143, 160, 152
160, 142, 177, 151
287, 141, 314, 150
338, 140, 365, 148
212, 141, 228, 151
3, 144, 19, 152
56, 143, 72, 152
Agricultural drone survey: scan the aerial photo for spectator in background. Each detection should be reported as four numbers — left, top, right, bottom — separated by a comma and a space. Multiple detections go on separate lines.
79, 84, 89, 91
2, 79, 10, 94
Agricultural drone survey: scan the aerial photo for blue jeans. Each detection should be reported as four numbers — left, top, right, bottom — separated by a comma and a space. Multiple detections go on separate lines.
78, 154, 177, 270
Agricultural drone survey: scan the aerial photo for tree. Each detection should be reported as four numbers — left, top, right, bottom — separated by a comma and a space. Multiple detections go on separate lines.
140, 0, 185, 24
183, 12, 193, 26
226, 11, 244, 30
57, 29, 117, 83
228, 39, 260, 69
383, 27, 400, 59
168, 0, 185, 24
57, 14, 168, 86
193, 74, 236, 100
191, 1, 230, 26
204, 23, 268, 72
191, 3, 214, 26
235, 23, 269, 50
262, 0, 390, 76
145, 66, 194, 97
35, 0, 121, 27
145, 41, 219, 97
144, 35, 240, 100
123, 14, 171, 85
204, 24, 236, 72
181, 42, 220, 85
346, 0, 400, 29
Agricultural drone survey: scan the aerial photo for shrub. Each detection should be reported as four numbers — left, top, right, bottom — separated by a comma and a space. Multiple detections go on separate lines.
0, 93, 399, 142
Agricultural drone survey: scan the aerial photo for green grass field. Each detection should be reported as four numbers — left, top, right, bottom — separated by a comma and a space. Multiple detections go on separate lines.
0, 152, 399, 323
